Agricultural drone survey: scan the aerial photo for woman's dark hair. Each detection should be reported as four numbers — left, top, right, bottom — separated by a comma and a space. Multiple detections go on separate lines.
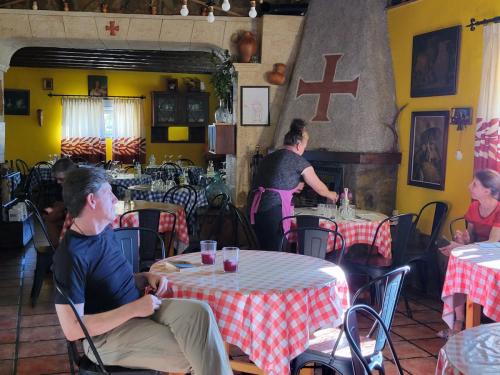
52, 158, 76, 175
475, 169, 500, 199
283, 119, 307, 146
63, 167, 109, 217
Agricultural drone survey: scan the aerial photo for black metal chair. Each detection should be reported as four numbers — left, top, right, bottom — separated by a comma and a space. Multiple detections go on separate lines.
280, 227, 345, 265
33, 161, 58, 207
227, 203, 260, 249
291, 266, 410, 375
344, 304, 404, 375
405, 201, 448, 295
119, 209, 176, 270
53, 278, 160, 375
160, 163, 182, 183
178, 158, 194, 166
449, 216, 468, 239
110, 183, 129, 200
15, 159, 30, 186
342, 213, 418, 317
24, 199, 56, 307
162, 185, 198, 231
113, 227, 166, 273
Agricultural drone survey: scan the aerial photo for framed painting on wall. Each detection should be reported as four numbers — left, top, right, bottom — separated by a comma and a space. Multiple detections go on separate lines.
408, 111, 449, 190
240, 86, 270, 126
410, 26, 461, 97
4, 89, 30, 115
88, 75, 108, 97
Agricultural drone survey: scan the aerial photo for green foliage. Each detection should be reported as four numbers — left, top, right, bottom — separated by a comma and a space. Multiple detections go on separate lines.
210, 50, 235, 104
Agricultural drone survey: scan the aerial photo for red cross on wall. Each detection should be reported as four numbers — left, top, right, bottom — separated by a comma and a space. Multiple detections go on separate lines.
106, 21, 119, 36
296, 54, 359, 122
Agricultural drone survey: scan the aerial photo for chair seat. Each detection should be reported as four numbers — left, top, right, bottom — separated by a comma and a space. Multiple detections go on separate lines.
78, 355, 158, 374
308, 328, 376, 359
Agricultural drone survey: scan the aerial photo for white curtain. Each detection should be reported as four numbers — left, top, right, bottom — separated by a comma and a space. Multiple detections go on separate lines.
475, 23, 500, 172
62, 97, 104, 138
112, 98, 144, 138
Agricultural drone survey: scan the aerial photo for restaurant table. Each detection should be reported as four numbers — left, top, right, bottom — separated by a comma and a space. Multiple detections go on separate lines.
150, 250, 350, 375
144, 165, 204, 186
435, 322, 500, 375
441, 242, 500, 329
109, 173, 152, 188
60, 200, 190, 252
293, 208, 391, 258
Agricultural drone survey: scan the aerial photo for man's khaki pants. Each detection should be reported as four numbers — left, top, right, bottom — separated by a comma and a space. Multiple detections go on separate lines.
84, 298, 233, 375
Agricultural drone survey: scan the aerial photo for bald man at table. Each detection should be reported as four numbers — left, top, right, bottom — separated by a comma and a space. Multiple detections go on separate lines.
53, 167, 232, 374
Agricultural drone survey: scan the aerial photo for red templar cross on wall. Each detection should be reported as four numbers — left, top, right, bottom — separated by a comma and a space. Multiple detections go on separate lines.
296, 54, 359, 122
106, 21, 119, 36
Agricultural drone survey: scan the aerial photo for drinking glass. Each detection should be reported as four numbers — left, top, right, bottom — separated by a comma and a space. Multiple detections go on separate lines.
318, 203, 327, 217
222, 247, 239, 272
327, 204, 337, 219
200, 240, 217, 265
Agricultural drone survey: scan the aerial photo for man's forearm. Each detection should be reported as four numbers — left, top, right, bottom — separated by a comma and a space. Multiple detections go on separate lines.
82, 303, 139, 338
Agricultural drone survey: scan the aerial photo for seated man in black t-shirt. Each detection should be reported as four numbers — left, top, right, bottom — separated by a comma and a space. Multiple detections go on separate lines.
53, 167, 232, 374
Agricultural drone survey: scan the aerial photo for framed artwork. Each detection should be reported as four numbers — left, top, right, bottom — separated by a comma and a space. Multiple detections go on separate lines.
42, 78, 53, 90
450, 107, 472, 130
410, 26, 461, 97
4, 89, 30, 115
88, 75, 108, 97
166, 78, 178, 91
240, 86, 270, 126
408, 111, 449, 190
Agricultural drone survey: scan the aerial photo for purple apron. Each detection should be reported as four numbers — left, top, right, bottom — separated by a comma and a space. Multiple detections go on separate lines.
250, 186, 295, 235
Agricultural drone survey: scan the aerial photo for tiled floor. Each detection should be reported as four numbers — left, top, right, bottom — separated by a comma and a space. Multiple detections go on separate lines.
0, 244, 447, 375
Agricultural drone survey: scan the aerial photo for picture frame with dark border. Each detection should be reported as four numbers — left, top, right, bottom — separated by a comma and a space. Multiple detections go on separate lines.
42, 78, 53, 90
4, 89, 30, 116
408, 110, 449, 190
410, 26, 461, 97
88, 75, 108, 97
240, 86, 270, 126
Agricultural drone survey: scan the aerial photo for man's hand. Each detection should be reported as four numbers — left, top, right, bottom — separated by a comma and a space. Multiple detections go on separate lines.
144, 273, 169, 297
44, 207, 54, 215
132, 295, 162, 318
326, 191, 338, 203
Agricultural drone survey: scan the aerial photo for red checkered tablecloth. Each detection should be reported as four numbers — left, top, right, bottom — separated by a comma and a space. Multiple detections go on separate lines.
435, 322, 500, 375
291, 209, 392, 258
60, 201, 189, 246
150, 250, 350, 375
441, 243, 500, 329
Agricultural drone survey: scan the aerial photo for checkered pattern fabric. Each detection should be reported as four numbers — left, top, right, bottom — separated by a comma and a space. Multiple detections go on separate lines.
151, 250, 350, 375
111, 175, 152, 188
441, 243, 500, 329
436, 322, 500, 375
289, 209, 392, 258
10, 172, 21, 191
59, 204, 189, 246
29, 165, 54, 189
144, 165, 204, 186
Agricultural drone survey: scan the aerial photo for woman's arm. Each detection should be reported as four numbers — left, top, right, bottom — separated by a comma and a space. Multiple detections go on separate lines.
302, 166, 338, 202
488, 226, 500, 242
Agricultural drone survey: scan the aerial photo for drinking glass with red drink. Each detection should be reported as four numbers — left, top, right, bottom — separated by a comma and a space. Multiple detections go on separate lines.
200, 240, 217, 265
222, 247, 239, 272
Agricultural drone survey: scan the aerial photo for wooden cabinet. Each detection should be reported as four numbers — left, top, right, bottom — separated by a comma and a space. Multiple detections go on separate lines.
208, 123, 235, 155
152, 92, 209, 127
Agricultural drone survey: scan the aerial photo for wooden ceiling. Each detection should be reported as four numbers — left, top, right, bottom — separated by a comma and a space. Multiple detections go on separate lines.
10, 47, 217, 73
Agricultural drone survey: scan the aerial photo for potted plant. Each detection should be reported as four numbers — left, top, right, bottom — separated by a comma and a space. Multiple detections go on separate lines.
211, 50, 235, 123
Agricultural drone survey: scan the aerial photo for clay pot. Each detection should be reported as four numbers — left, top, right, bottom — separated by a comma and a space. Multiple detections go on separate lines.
266, 63, 286, 85
238, 31, 257, 63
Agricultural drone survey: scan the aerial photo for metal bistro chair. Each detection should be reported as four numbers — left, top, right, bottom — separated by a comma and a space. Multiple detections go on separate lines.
178, 158, 194, 166
24, 199, 56, 306
291, 266, 410, 375
280, 227, 345, 265
227, 203, 260, 250
53, 278, 160, 375
111, 183, 130, 200
16, 159, 30, 185
162, 185, 198, 232
160, 163, 182, 183
113, 227, 166, 273
119, 209, 176, 270
344, 304, 404, 375
449, 216, 468, 239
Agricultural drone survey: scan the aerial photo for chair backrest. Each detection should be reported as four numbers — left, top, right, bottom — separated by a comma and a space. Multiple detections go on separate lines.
281, 226, 345, 264
110, 183, 129, 200
24, 199, 57, 252
160, 162, 182, 179
351, 266, 410, 353
119, 209, 175, 269
178, 158, 194, 166
414, 201, 449, 252
114, 227, 166, 273
162, 185, 197, 225
280, 214, 339, 251
449, 216, 468, 239
344, 304, 404, 375
16, 159, 29, 177
227, 203, 260, 249
196, 193, 231, 243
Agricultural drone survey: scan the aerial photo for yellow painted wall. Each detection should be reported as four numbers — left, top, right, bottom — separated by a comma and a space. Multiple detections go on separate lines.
4, 67, 216, 166
387, 0, 500, 234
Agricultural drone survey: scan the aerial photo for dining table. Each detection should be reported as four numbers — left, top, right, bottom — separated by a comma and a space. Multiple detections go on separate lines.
441, 242, 500, 329
144, 164, 204, 186
435, 322, 500, 375
150, 250, 350, 375
293, 207, 392, 258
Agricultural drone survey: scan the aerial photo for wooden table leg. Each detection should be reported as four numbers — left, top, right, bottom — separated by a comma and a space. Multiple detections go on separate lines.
465, 295, 481, 329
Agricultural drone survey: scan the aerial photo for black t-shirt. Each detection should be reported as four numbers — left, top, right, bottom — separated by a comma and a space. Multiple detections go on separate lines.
251, 149, 311, 212
53, 226, 140, 314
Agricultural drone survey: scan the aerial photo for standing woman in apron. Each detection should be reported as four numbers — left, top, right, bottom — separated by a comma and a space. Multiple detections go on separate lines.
250, 119, 338, 251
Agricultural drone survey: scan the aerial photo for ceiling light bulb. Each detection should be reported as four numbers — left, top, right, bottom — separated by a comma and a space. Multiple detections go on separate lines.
207, 6, 215, 23
180, 4, 189, 16
248, 1, 257, 18
221, 0, 230, 12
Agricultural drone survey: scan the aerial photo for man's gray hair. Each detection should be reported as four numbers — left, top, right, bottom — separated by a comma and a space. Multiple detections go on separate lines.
63, 167, 109, 217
